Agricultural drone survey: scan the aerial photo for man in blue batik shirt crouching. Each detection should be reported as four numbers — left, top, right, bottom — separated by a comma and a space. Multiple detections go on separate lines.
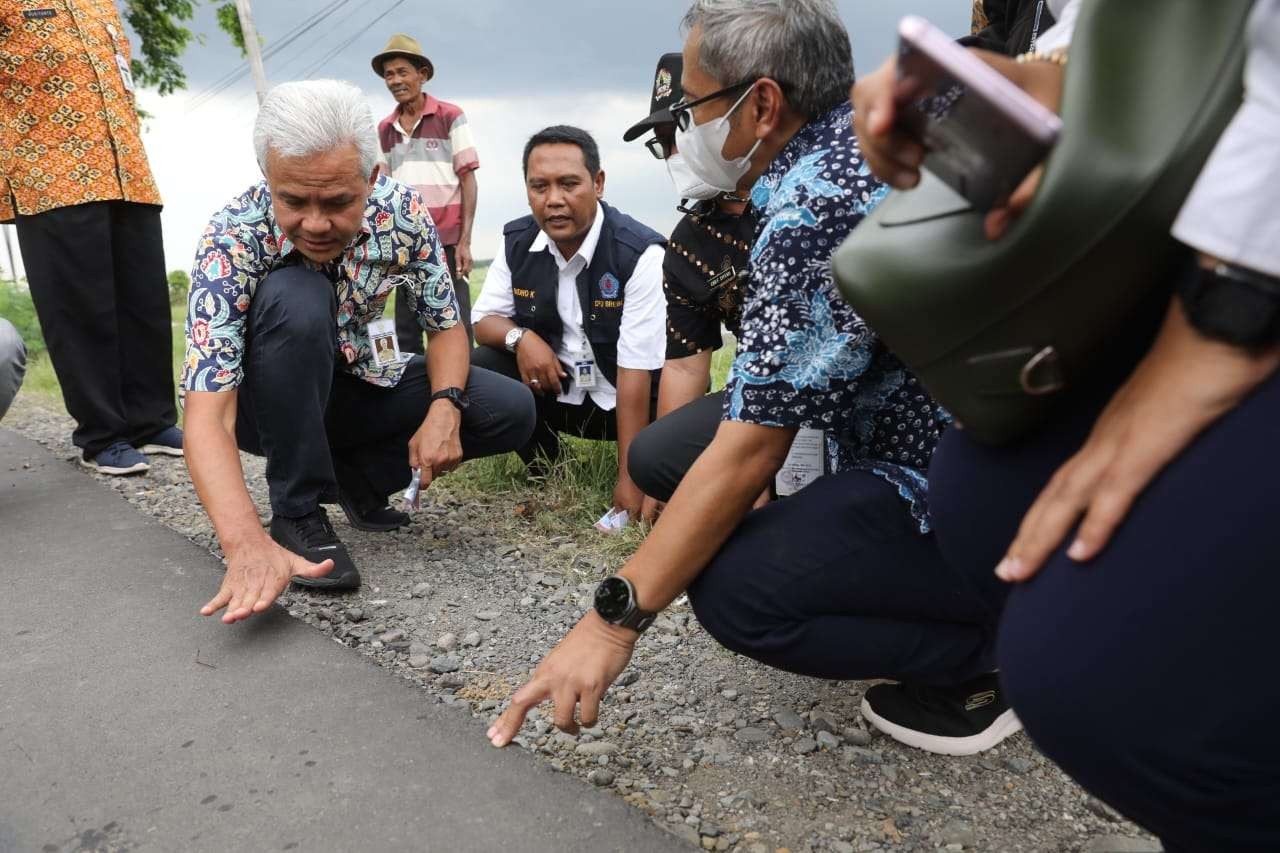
490, 0, 1016, 759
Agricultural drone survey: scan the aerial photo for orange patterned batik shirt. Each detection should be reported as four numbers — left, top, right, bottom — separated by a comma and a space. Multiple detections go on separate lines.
0, 0, 162, 222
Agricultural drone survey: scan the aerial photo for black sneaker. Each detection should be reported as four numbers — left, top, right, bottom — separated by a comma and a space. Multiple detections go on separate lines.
336, 489, 410, 532
860, 673, 1022, 756
269, 507, 361, 591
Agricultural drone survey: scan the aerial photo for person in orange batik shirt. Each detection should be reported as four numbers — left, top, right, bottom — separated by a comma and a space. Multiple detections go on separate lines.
0, 0, 180, 475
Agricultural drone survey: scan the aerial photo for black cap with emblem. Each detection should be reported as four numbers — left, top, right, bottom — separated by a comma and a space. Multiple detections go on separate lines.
623, 52, 684, 142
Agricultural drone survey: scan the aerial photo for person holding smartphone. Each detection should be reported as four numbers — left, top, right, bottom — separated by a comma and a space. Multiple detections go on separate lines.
854, 2, 1280, 848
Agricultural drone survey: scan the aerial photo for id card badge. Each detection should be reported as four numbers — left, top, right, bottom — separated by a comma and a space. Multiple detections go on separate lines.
573, 358, 597, 389
367, 318, 402, 367
105, 23, 136, 94
775, 428, 825, 496
115, 53, 135, 93
573, 339, 597, 389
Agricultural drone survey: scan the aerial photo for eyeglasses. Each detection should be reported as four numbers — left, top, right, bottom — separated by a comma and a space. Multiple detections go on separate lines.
668, 80, 755, 131
645, 134, 675, 160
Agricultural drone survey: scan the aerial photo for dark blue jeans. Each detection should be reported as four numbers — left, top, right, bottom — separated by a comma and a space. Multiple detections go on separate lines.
234, 267, 535, 517
929, 371, 1280, 852
686, 467, 997, 685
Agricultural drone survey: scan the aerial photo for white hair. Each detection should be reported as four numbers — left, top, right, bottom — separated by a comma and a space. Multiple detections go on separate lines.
682, 0, 855, 118
253, 79, 379, 177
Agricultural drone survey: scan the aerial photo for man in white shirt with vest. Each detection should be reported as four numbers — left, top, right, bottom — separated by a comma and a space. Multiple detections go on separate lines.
471, 126, 666, 519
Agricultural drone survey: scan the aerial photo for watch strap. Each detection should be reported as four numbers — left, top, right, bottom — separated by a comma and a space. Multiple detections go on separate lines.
430, 387, 468, 412
616, 608, 657, 633
1179, 260, 1280, 349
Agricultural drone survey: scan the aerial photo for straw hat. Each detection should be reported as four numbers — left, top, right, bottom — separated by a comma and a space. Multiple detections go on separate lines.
372, 33, 434, 80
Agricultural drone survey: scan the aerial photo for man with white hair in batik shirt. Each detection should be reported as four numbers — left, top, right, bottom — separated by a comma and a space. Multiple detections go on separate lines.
181, 79, 534, 623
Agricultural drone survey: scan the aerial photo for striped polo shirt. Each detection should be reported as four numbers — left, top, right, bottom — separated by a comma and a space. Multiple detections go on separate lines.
376, 94, 480, 247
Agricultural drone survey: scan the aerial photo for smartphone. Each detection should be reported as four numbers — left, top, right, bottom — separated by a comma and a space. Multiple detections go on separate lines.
895, 15, 1063, 211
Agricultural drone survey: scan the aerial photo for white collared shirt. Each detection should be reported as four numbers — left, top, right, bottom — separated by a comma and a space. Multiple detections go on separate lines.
473, 202, 666, 410
1173, 0, 1280, 277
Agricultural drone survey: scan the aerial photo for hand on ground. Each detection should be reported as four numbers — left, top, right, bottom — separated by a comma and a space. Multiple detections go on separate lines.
612, 474, 645, 520
488, 611, 637, 747
640, 495, 665, 525
201, 538, 333, 624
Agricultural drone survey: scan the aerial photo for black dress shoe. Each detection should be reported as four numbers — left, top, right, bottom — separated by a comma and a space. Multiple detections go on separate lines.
336, 490, 410, 532
269, 507, 362, 591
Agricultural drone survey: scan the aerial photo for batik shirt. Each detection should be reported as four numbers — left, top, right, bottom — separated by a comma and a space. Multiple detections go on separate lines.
724, 102, 950, 532
181, 175, 458, 393
0, 0, 162, 221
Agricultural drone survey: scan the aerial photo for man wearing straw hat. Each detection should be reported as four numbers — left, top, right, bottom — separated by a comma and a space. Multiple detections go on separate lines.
374, 34, 481, 352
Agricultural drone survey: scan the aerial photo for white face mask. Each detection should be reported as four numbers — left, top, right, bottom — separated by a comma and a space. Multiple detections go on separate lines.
665, 152, 722, 201
674, 84, 763, 194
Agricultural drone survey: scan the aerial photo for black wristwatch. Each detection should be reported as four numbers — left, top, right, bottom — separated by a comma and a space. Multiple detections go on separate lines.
430, 386, 470, 412
1179, 260, 1280, 349
593, 576, 657, 633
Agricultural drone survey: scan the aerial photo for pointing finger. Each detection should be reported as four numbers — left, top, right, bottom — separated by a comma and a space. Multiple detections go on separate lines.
489, 679, 548, 748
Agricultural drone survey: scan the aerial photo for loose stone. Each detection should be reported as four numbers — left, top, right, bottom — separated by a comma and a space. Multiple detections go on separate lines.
429, 655, 460, 674
791, 737, 819, 755
772, 707, 805, 732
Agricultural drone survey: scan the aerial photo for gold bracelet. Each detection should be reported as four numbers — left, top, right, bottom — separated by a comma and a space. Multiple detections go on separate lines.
1015, 48, 1068, 66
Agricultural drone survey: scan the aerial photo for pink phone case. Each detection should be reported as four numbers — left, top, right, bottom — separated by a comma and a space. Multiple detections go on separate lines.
895, 15, 1063, 210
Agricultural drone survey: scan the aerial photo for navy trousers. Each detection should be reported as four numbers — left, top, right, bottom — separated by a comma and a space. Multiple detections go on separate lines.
234, 267, 535, 517
929, 371, 1280, 852
686, 467, 998, 685
15, 201, 176, 455
628, 391, 724, 502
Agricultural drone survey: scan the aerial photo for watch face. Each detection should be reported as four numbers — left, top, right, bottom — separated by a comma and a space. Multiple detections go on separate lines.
594, 577, 632, 621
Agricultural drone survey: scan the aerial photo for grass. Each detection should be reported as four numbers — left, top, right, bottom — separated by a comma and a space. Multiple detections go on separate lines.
6, 262, 736, 565
2, 276, 188, 416
439, 263, 735, 560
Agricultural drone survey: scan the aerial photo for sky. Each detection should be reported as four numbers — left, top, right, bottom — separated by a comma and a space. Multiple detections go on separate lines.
4, 0, 971, 278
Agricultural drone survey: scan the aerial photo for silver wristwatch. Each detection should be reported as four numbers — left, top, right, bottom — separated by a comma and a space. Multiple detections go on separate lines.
504, 327, 527, 353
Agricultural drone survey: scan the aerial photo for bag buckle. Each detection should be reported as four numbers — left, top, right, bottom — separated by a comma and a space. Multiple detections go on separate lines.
1019, 346, 1065, 395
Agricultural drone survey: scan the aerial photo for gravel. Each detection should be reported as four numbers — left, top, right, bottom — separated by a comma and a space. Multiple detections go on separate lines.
7, 398, 1160, 852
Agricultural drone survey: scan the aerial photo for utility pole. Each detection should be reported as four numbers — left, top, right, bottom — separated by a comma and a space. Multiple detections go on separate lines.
234, 0, 269, 105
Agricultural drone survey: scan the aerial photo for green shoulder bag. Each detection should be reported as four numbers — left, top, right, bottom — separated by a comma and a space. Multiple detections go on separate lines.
832, 0, 1252, 445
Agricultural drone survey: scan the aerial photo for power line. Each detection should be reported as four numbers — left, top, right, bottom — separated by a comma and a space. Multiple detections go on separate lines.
270, 0, 369, 80
299, 0, 407, 81
186, 0, 356, 111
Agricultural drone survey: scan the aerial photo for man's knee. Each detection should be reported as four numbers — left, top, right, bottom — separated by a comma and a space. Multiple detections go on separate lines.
0, 318, 26, 419
251, 267, 336, 339
628, 422, 670, 501
465, 365, 537, 451
687, 549, 775, 660
470, 343, 518, 380
996, 583, 1127, 760
0, 318, 26, 368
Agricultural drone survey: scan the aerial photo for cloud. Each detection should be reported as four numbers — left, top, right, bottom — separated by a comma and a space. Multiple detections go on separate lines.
140, 86, 684, 273
3, 0, 972, 280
